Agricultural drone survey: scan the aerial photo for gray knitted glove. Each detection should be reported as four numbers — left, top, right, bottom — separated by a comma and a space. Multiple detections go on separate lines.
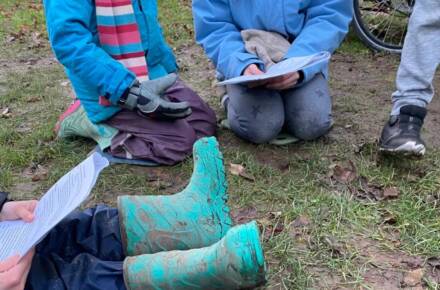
119, 73, 192, 119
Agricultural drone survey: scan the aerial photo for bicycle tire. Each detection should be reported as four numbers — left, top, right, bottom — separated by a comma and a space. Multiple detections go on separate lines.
352, 0, 404, 54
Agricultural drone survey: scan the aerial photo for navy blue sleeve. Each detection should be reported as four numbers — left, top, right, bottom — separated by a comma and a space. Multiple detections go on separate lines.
0, 191, 9, 213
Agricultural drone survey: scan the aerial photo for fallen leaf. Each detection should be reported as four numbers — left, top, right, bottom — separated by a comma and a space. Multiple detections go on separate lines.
401, 256, 424, 269
26, 96, 41, 103
427, 257, 440, 268
402, 268, 424, 287
330, 161, 357, 183
231, 206, 258, 225
1, 107, 12, 118
145, 172, 160, 182
263, 221, 284, 241
289, 215, 311, 238
155, 180, 174, 190
351, 176, 400, 201
29, 31, 43, 48
229, 163, 255, 181
60, 81, 70, 87
31, 165, 48, 182
379, 209, 397, 225
324, 235, 346, 257
258, 211, 284, 241
352, 176, 383, 200
383, 187, 400, 198
6, 35, 16, 43
292, 215, 311, 228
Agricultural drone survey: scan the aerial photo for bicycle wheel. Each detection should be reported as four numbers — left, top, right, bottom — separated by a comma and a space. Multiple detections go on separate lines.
353, 0, 414, 54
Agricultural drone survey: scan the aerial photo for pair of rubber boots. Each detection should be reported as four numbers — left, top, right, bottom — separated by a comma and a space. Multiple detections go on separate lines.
118, 137, 266, 290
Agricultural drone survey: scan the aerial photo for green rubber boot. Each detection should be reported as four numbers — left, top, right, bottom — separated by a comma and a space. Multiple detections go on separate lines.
124, 221, 266, 290
56, 100, 118, 150
118, 137, 232, 256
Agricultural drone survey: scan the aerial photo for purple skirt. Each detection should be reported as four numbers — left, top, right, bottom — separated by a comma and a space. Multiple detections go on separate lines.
104, 80, 217, 165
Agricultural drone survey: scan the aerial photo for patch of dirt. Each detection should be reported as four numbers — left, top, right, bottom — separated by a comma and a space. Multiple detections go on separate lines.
9, 164, 48, 199
3, 36, 440, 290
129, 165, 188, 195
329, 52, 440, 147
303, 234, 440, 289
351, 235, 439, 290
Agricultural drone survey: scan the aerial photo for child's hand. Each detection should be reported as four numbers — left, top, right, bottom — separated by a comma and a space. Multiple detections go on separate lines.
0, 249, 35, 290
266, 72, 300, 90
0, 200, 38, 222
243, 64, 268, 88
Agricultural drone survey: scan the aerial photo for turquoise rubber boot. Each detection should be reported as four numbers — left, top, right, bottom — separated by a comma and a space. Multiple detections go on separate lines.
118, 137, 233, 256
123, 221, 266, 290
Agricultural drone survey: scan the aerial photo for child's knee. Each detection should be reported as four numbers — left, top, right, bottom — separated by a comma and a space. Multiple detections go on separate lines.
287, 115, 332, 141
229, 116, 283, 144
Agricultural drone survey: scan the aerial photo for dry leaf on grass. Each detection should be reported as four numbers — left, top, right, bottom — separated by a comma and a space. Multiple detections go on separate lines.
1, 107, 12, 118
402, 268, 424, 287
230, 206, 259, 225
6, 35, 16, 43
330, 161, 357, 184
29, 165, 48, 182
289, 215, 311, 237
32, 166, 48, 182
258, 211, 284, 241
379, 209, 398, 225
229, 163, 255, 181
292, 215, 311, 228
352, 177, 400, 201
383, 187, 400, 198
29, 32, 43, 49
401, 256, 424, 269
324, 235, 346, 257
427, 257, 440, 268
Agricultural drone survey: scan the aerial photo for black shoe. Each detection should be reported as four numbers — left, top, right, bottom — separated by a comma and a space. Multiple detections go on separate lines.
379, 105, 427, 156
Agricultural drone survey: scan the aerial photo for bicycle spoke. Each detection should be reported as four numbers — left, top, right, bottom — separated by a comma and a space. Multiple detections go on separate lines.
381, 4, 397, 44
357, 0, 411, 49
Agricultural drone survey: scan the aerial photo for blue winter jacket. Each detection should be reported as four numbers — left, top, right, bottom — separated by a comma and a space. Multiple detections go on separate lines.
193, 0, 353, 83
43, 0, 177, 123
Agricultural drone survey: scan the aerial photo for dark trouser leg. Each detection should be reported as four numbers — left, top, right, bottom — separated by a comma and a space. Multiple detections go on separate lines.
226, 84, 284, 144
282, 73, 332, 141
106, 79, 216, 165
26, 205, 126, 290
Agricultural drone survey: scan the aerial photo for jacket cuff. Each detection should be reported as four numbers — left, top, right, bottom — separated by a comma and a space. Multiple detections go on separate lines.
0, 191, 9, 213
224, 53, 264, 79
297, 61, 329, 86
107, 70, 137, 105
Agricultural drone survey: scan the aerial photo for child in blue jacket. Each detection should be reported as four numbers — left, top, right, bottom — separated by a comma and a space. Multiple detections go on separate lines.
193, 0, 353, 143
44, 0, 216, 165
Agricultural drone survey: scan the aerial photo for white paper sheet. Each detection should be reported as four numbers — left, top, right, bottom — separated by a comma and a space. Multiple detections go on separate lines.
0, 152, 109, 261
217, 51, 331, 86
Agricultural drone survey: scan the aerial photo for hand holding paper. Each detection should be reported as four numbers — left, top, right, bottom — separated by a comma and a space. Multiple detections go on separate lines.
243, 64, 267, 88
0, 249, 35, 290
265, 71, 301, 90
0, 200, 38, 223
218, 52, 330, 86
0, 153, 109, 262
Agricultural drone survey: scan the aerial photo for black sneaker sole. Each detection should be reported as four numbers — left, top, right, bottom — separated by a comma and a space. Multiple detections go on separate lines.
379, 141, 426, 157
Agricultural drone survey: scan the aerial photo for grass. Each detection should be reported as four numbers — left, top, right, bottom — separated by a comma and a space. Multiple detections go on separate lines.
1, 1, 440, 289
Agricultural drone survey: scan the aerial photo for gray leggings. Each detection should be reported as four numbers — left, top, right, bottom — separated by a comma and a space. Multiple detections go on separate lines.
391, 0, 440, 115
226, 73, 332, 144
